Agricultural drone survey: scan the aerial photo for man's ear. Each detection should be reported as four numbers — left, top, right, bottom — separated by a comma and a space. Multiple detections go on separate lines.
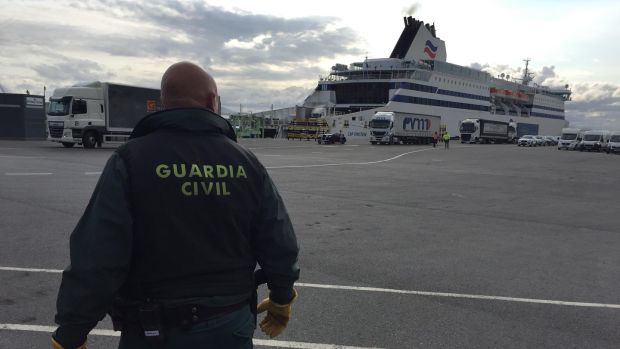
206, 93, 218, 113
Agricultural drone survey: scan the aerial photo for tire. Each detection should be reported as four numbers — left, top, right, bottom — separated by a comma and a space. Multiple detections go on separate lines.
82, 130, 98, 149
370, 141, 377, 145
61, 142, 75, 148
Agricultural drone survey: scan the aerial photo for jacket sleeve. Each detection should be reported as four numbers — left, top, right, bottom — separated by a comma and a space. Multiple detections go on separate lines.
252, 166, 300, 304
54, 152, 133, 347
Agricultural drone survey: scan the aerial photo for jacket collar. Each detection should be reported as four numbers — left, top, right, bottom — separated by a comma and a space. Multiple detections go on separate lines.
130, 108, 237, 142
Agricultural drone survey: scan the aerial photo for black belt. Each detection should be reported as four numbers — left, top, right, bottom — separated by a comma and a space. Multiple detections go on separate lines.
121, 301, 247, 334
162, 301, 247, 329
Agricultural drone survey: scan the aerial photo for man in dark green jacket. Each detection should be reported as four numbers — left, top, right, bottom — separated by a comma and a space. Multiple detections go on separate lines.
52, 62, 300, 349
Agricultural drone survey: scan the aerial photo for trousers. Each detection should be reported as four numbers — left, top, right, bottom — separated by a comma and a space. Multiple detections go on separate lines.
118, 304, 255, 349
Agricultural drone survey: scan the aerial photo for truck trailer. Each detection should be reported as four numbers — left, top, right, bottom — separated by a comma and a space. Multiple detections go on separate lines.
459, 118, 514, 144
368, 111, 440, 145
47, 82, 161, 148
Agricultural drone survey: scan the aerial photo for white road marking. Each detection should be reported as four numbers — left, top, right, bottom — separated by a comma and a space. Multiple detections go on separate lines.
0, 266, 62, 273
2, 145, 443, 175
296, 283, 620, 309
248, 145, 319, 150
266, 148, 435, 169
0, 155, 43, 159
4, 172, 53, 176
0, 324, 382, 349
1, 266, 619, 310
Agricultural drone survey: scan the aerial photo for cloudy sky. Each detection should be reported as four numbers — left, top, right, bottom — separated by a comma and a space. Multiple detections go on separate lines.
1, 0, 619, 128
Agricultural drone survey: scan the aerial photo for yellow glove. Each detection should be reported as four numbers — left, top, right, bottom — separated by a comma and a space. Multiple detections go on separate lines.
256, 289, 298, 338
52, 337, 87, 349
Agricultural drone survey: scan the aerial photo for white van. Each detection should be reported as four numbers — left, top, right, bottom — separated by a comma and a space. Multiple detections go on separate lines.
606, 132, 620, 154
578, 130, 610, 152
558, 128, 587, 150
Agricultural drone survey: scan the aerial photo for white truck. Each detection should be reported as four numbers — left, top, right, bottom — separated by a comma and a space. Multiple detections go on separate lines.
47, 82, 161, 148
459, 118, 515, 144
578, 130, 610, 152
557, 127, 588, 150
368, 111, 440, 145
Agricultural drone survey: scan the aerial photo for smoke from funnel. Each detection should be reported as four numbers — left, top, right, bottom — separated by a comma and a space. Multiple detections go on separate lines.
402, 3, 420, 16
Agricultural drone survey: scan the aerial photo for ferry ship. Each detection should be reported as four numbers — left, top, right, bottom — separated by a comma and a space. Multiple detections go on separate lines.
302, 17, 571, 140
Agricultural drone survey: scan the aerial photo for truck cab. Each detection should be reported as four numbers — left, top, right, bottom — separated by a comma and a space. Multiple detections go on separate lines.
369, 112, 394, 144
47, 86, 105, 148
459, 119, 478, 143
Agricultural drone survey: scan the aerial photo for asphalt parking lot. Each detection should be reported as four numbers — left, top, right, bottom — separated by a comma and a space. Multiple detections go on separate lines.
1, 139, 619, 348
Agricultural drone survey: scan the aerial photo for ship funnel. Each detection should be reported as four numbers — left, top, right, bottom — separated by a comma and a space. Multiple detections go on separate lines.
391, 16, 420, 59
390, 16, 447, 62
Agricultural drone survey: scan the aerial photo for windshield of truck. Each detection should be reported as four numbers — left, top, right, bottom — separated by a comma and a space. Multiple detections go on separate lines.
561, 133, 577, 140
583, 134, 601, 141
369, 119, 390, 129
460, 123, 476, 133
48, 97, 72, 116
611, 135, 620, 142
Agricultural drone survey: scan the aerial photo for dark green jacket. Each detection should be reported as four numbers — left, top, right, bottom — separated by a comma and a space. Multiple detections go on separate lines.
54, 108, 299, 347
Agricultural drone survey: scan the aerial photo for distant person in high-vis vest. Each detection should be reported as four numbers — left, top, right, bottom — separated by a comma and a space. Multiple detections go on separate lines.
53, 62, 300, 349
443, 131, 451, 149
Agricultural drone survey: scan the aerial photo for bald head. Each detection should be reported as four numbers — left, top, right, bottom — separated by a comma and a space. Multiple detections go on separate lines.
160, 62, 218, 112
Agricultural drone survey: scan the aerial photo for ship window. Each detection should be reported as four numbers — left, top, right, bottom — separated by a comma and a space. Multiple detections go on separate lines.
334, 82, 389, 104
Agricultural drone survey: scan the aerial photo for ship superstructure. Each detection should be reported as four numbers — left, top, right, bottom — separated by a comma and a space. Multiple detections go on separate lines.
302, 17, 571, 139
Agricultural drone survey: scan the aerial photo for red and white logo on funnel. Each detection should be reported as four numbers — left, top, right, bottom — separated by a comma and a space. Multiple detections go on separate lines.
424, 40, 437, 59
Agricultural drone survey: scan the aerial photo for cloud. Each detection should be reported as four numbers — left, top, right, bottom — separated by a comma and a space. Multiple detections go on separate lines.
221, 85, 314, 114
0, 0, 363, 111
0, 83, 6, 93
33, 59, 115, 85
61, 0, 362, 66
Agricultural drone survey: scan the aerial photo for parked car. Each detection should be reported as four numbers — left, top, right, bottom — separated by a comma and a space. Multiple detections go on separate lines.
517, 135, 537, 147
533, 135, 546, 146
318, 133, 346, 145
543, 136, 557, 146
